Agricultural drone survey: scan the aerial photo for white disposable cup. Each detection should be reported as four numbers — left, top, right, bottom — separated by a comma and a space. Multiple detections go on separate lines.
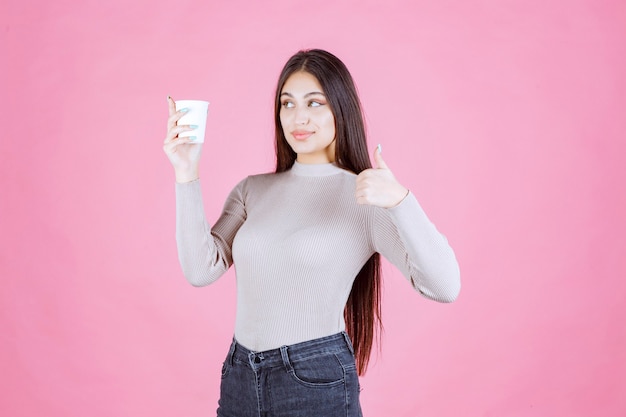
175, 100, 210, 143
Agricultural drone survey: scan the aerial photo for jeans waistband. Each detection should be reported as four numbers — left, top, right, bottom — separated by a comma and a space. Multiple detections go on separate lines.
226, 332, 355, 369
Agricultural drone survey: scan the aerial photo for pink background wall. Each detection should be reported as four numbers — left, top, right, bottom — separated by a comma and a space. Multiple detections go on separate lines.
2, 0, 625, 416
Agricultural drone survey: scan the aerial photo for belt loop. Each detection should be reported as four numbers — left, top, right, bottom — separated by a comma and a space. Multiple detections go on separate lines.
280, 346, 293, 373
341, 331, 355, 355
227, 338, 237, 366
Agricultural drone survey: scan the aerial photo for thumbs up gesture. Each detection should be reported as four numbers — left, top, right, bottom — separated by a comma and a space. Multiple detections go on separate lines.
355, 145, 409, 208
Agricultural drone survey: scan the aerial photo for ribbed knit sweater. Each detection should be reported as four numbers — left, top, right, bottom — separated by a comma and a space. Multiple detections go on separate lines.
175, 161, 460, 351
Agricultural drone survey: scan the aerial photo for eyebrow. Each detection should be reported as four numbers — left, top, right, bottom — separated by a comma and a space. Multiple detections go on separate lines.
280, 91, 325, 98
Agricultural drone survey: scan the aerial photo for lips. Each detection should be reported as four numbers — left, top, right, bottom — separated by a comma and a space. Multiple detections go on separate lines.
291, 130, 314, 141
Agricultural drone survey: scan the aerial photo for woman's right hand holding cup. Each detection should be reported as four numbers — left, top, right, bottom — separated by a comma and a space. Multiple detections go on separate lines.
163, 96, 203, 183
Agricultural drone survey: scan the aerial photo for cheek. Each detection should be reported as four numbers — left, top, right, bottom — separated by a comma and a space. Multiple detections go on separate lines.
279, 113, 289, 133
324, 113, 336, 136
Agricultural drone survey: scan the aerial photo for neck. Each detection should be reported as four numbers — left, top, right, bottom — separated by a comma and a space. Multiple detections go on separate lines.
290, 160, 344, 177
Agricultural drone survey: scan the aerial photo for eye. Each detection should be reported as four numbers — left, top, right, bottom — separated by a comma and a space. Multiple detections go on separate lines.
282, 101, 295, 109
309, 100, 323, 107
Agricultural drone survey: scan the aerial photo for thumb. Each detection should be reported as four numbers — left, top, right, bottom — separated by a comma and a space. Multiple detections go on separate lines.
373, 144, 389, 170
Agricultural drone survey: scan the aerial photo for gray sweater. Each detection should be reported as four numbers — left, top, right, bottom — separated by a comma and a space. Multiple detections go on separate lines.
175, 161, 460, 351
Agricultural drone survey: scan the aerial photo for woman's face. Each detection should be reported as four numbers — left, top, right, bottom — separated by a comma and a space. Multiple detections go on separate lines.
279, 71, 336, 164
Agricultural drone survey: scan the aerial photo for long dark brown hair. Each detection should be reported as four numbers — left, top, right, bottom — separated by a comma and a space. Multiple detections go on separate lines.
273, 49, 382, 375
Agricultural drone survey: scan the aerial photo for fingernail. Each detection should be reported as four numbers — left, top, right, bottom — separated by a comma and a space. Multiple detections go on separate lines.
167, 95, 171, 101
188, 136, 197, 140
179, 108, 189, 113
377, 144, 382, 154
189, 125, 199, 129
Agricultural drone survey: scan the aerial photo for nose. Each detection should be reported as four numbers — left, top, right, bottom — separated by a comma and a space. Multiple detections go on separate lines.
294, 106, 309, 125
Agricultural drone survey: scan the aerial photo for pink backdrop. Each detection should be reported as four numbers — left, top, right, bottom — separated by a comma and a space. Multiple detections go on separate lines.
2, 0, 625, 416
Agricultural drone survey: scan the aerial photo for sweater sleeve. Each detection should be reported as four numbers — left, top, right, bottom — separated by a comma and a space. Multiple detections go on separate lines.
175, 178, 247, 287
371, 192, 461, 302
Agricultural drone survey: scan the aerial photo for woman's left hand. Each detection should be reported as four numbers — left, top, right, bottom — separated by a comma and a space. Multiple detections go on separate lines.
355, 145, 409, 208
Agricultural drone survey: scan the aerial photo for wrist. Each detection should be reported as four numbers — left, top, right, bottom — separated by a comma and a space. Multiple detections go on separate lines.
175, 168, 199, 184
388, 186, 409, 208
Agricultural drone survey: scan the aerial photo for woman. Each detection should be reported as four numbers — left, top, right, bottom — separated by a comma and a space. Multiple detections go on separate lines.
163, 49, 460, 417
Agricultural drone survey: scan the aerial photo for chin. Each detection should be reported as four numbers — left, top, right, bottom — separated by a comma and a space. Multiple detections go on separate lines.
287, 142, 314, 154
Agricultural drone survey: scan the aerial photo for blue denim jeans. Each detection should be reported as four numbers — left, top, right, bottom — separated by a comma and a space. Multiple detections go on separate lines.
216, 332, 363, 417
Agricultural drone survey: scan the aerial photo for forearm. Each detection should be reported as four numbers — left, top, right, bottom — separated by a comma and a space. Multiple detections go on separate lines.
381, 193, 461, 302
175, 180, 230, 286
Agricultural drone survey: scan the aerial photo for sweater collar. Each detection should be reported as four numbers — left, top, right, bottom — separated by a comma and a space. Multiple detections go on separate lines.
290, 161, 345, 177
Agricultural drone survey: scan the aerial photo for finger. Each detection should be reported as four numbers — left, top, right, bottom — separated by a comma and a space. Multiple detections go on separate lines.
166, 109, 191, 131
355, 170, 377, 190
354, 189, 366, 205
355, 192, 371, 205
164, 125, 196, 143
373, 144, 388, 170
356, 168, 375, 179
354, 174, 366, 193
163, 136, 194, 154
167, 95, 176, 117
354, 179, 370, 194
354, 179, 373, 201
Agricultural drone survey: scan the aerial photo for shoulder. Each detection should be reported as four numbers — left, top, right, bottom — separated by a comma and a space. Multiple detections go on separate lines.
230, 170, 287, 196
243, 170, 288, 187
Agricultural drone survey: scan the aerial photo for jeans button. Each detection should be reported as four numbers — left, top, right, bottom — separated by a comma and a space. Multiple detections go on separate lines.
254, 356, 261, 364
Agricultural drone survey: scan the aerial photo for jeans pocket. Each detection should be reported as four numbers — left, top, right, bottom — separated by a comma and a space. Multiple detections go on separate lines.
288, 353, 345, 388
220, 360, 232, 379
221, 340, 236, 379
